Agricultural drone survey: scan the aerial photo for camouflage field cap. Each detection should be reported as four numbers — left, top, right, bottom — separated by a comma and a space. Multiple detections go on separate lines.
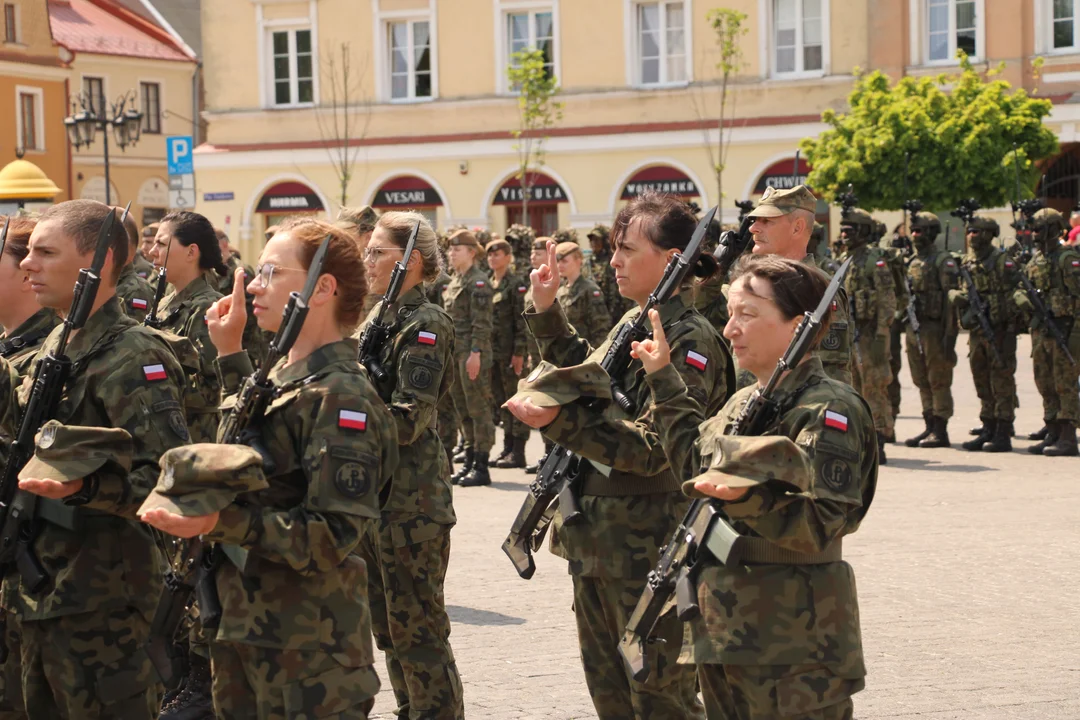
139, 443, 268, 518
555, 241, 582, 261
553, 227, 579, 244
967, 216, 1000, 236
684, 435, 811, 497
19, 421, 133, 484
587, 224, 611, 241
749, 186, 817, 218
448, 229, 482, 251
485, 238, 512, 254
512, 360, 612, 408
534, 236, 554, 251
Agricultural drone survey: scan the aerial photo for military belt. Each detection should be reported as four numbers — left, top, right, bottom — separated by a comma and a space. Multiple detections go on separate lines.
703, 519, 842, 565
37, 498, 113, 532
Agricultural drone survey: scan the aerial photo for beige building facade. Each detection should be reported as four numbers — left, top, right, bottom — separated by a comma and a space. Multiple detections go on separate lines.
194, 0, 1080, 259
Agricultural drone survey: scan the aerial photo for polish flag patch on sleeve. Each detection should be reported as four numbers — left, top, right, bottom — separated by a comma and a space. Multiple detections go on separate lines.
339, 410, 368, 431
824, 410, 849, 432
475, 280, 486, 288
685, 350, 708, 371
1072, 260, 1080, 267
143, 364, 167, 381
518, 285, 528, 293
131, 298, 148, 310
876, 260, 886, 267
417, 331, 437, 346
593, 290, 602, 297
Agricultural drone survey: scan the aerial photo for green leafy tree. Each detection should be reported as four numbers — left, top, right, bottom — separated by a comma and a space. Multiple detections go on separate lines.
801, 54, 1058, 210
508, 49, 564, 221
702, 8, 748, 205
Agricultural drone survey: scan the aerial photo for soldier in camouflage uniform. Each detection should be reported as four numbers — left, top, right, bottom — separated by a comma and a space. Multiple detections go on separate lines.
425, 267, 459, 469
505, 223, 536, 275
584, 224, 630, 322
10, 200, 192, 719
903, 213, 960, 449
0, 217, 59, 376
523, 237, 553, 475
880, 222, 911, 439
443, 230, 495, 487
213, 227, 269, 372
555, 241, 612, 346
1014, 208, 1080, 456
146, 217, 398, 719
131, 223, 155, 280
637, 254, 873, 720
951, 217, 1022, 453
485, 239, 530, 469
508, 195, 732, 720
115, 208, 156, 322
355, 212, 464, 719
840, 208, 898, 461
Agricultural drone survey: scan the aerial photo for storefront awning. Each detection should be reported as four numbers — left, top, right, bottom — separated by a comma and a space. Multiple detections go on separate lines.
621, 166, 700, 199
372, 176, 443, 208
753, 157, 811, 193
255, 181, 324, 213
493, 172, 567, 205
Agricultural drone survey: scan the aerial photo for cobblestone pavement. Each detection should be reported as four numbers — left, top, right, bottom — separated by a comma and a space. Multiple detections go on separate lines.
370, 333, 1080, 719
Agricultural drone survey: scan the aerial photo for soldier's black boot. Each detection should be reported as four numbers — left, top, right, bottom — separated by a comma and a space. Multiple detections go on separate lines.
460, 452, 492, 486
491, 434, 514, 466
1028, 420, 1060, 454
920, 416, 951, 448
452, 436, 465, 455
159, 653, 214, 720
494, 437, 527, 468
451, 449, 474, 485
969, 418, 989, 436
877, 433, 887, 465
452, 447, 469, 463
982, 421, 1012, 453
1028, 423, 1050, 441
962, 420, 994, 451
905, 412, 934, 447
1043, 421, 1079, 456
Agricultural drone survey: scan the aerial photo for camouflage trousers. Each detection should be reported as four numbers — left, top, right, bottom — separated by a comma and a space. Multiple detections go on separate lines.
571, 574, 704, 720
968, 329, 1017, 421
14, 605, 161, 719
850, 330, 894, 437
491, 355, 529, 441
1031, 326, 1080, 423
0, 611, 24, 720
448, 353, 495, 454
354, 519, 463, 720
697, 663, 862, 720
888, 319, 903, 420
905, 321, 957, 419
209, 641, 379, 720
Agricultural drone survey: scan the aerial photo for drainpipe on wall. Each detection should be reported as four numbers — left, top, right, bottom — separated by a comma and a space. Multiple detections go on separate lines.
192, 61, 202, 145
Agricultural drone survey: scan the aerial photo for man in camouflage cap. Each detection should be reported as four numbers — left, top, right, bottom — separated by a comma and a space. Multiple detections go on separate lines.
555, 241, 612, 346
584, 224, 629, 321
486, 238, 531, 469
139, 444, 268, 517
19, 421, 133, 485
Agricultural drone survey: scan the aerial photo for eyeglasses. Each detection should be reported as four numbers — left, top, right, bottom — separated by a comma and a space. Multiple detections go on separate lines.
254, 263, 304, 288
363, 246, 404, 263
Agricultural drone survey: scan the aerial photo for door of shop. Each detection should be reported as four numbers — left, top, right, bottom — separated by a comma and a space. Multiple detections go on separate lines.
506, 205, 558, 236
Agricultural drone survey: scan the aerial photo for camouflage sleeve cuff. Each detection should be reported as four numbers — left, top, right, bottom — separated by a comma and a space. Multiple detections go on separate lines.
539, 403, 577, 448
204, 504, 259, 545
524, 301, 572, 340
644, 363, 687, 405
718, 487, 770, 518
216, 351, 255, 394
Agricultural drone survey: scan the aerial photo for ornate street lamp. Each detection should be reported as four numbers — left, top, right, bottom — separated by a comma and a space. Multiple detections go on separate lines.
63, 90, 143, 204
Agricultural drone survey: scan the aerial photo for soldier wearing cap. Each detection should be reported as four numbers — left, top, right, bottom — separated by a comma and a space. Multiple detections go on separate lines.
951, 216, 1023, 453
485, 238, 531, 469
1014, 208, 1080, 455
134, 222, 158, 279
214, 226, 269, 371
634, 254, 875, 720
0, 217, 60, 377
114, 208, 156, 322
505, 223, 536, 274
839, 207, 898, 462
554, 240, 612, 346
902, 212, 961, 449
522, 236, 555, 475
443, 229, 496, 487
584, 224, 630, 322
748, 185, 855, 386
11, 199, 191, 718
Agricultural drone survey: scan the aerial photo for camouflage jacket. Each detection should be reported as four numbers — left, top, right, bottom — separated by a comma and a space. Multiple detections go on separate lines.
584, 252, 629, 321
210, 339, 398, 659
908, 247, 959, 324
215, 254, 255, 296
132, 250, 154, 280
805, 254, 854, 385
844, 244, 898, 336
526, 293, 733, 578
425, 270, 452, 308
1015, 245, 1080, 330
691, 276, 729, 336
443, 264, 493, 355
489, 270, 529, 360
116, 262, 156, 322
650, 355, 875, 672
152, 274, 223, 442
356, 286, 457, 541
0, 308, 60, 376
523, 284, 541, 367
556, 273, 612, 347
951, 248, 1023, 332
0, 357, 17, 469
4, 296, 189, 621
215, 257, 270, 369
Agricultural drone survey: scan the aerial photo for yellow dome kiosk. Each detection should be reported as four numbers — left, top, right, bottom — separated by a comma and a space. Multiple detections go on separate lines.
0, 156, 62, 213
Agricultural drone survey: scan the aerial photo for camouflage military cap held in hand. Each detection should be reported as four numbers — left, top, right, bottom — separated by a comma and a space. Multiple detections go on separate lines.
685, 435, 811, 498
534, 236, 554, 251
139, 443, 268, 518
555, 241, 582, 261
19, 420, 133, 484
448, 229, 482, 251
749, 185, 817, 218
485, 238, 512, 254
512, 360, 612, 408
967, 216, 1000, 236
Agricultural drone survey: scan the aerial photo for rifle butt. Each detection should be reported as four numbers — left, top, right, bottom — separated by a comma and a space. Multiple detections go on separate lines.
617, 633, 650, 683
500, 533, 537, 580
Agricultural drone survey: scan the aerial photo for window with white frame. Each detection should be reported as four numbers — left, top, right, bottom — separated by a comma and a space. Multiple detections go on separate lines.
506, 8, 555, 80
388, 20, 432, 101
927, 0, 977, 62
635, 2, 687, 86
1053, 0, 1080, 49
773, 0, 824, 75
269, 27, 314, 106
17, 87, 43, 151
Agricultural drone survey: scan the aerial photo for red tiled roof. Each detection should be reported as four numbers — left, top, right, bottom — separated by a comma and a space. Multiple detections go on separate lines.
49, 0, 193, 62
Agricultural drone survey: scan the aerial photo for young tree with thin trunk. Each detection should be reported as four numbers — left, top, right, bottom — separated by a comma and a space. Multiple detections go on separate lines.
314, 42, 372, 208
508, 49, 563, 223
702, 8, 748, 205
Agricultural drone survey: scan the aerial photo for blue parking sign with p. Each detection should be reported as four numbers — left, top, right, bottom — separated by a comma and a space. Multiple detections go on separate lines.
167, 136, 194, 175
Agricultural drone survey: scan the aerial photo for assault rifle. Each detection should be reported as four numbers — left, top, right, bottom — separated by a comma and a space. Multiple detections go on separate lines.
836, 184, 859, 218
1017, 272, 1075, 365
144, 232, 172, 328
957, 264, 1005, 367
357, 220, 420, 381
146, 234, 332, 687
904, 276, 924, 358
618, 256, 854, 682
502, 207, 719, 580
734, 199, 755, 223
0, 210, 119, 601
713, 214, 755, 277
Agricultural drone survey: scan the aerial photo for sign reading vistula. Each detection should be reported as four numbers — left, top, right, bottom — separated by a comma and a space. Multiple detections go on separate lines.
494, 183, 566, 204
